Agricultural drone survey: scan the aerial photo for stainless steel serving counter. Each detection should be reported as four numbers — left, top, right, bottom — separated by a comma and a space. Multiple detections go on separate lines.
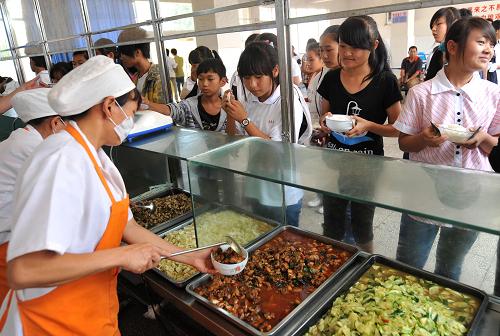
133, 253, 500, 336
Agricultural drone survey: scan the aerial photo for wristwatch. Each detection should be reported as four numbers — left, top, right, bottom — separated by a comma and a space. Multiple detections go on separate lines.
240, 118, 250, 128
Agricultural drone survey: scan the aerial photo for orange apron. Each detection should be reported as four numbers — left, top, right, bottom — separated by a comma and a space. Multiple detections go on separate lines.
10, 124, 128, 335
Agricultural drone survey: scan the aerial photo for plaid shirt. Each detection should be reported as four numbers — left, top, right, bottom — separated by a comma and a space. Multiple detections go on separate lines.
136, 63, 166, 104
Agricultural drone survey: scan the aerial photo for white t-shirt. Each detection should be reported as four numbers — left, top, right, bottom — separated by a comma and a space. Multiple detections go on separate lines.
291, 60, 301, 80
494, 41, 500, 81
307, 67, 330, 118
7, 121, 132, 300
0, 125, 43, 244
137, 71, 148, 93
166, 57, 177, 78
236, 85, 312, 206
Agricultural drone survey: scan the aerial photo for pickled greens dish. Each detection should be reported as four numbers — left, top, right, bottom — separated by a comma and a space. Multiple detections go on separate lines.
305, 264, 480, 336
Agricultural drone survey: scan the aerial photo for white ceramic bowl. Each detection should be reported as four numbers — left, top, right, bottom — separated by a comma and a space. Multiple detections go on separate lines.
211, 244, 248, 276
325, 115, 354, 133
438, 124, 473, 144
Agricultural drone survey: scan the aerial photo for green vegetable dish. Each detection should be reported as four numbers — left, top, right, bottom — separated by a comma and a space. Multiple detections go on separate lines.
305, 264, 480, 336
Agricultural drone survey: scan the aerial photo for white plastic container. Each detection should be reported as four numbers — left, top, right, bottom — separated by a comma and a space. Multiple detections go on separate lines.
438, 124, 473, 144
211, 244, 248, 276
325, 115, 355, 133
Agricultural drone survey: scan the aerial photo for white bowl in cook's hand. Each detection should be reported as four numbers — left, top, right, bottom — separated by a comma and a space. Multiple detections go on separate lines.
438, 124, 473, 144
211, 244, 248, 276
325, 115, 355, 133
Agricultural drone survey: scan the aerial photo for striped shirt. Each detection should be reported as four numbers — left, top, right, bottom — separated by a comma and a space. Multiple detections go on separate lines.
394, 68, 500, 172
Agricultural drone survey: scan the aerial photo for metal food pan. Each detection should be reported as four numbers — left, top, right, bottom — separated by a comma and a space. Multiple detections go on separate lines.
186, 226, 360, 336
295, 254, 489, 336
154, 209, 281, 288
153, 219, 200, 287
130, 186, 193, 234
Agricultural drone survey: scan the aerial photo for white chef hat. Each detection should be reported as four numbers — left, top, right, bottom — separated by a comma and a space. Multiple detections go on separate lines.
48, 55, 135, 117
12, 88, 57, 123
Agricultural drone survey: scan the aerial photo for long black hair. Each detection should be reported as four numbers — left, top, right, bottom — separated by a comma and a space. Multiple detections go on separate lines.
320, 25, 340, 42
429, 7, 460, 30
188, 46, 220, 65
338, 15, 390, 82
238, 42, 279, 85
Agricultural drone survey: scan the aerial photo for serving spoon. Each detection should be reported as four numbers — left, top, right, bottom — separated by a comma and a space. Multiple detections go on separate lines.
161, 235, 244, 259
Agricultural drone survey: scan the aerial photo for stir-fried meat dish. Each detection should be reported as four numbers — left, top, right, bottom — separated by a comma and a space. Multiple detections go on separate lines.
194, 231, 352, 332
213, 247, 245, 264
131, 193, 191, 229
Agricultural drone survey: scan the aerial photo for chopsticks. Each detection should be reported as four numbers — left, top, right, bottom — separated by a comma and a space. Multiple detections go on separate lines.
466, 126, 482, 141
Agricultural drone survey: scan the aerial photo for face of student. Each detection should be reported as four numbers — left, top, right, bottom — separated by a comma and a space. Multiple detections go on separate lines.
242, 66, 278, 100
119, 53, 136, 69
338, 40, 373, 70
197, 71, 226, 96
51, 71, 63, 83
408, 48, 418, 59
306, 50, 323, 73
431, 17, 447, 43
450, 29, 495, 72
72, 54, 88, 68
190, 63, 199, 80
319, 35, 339, 69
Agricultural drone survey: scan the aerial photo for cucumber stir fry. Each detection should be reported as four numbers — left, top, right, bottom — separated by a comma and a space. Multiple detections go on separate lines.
305, 264, 479, 336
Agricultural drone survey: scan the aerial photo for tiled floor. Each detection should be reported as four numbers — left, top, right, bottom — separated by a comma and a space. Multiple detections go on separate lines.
298, 137, 499, 296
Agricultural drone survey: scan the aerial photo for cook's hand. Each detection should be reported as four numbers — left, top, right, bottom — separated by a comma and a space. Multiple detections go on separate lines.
460, 130, 488, 149
21, 77, 41, 91
319, 112, 333, 133
119, 243, 164, 274
222, 92, 248, 123
179, 248, 217, 274
345, 116, 372, 137
421, 126, 447, 147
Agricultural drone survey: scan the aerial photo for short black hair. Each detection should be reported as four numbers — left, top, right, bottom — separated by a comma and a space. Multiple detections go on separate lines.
171, 48, 177, 55
50, 61, 72, 81
30, 56, 46, 69
118, 43, 150, 59
429, 7, 460, 30
28, 115, 58, 126
445, 17, 496, 62
459, 8, 472, 18
238, 42, 279, 84
196, 58, 226, 78
409, 46, 418, 51
116, 87, 142, 109
493, 20, 500, 31
73, 50, 89, 59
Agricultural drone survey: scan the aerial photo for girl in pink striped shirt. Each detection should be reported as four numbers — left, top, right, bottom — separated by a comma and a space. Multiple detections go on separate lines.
394, 17, 499, 281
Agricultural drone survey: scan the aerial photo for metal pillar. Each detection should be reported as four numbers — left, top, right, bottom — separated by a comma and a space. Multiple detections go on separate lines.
32, 0, 52, 71
0, 2, 25, 83
275, 0, 294, 143
149, 0, 173, 103
77, 0, 94, 58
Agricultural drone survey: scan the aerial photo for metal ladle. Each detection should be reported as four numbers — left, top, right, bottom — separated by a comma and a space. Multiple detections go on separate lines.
135, 203, 154, 211
162, 235, 244, 259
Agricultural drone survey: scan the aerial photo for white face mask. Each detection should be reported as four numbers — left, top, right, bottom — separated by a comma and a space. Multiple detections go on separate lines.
108, 100, 134, 142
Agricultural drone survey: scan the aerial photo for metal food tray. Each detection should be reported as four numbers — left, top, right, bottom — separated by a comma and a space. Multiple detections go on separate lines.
185, 226, 361, 336
295, 255, 489, 336
130, 186, 193, 234
154, 208, 281, 288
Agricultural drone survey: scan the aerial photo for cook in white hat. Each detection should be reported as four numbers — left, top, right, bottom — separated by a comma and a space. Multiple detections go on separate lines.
0, 88, 66, 312
0, 55, 215, 335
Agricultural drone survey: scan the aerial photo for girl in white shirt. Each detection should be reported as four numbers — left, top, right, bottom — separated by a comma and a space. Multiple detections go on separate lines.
223, 42, 312, 227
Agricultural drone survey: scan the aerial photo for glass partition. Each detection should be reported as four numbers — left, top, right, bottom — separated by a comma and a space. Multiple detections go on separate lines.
189, 137, 500, 235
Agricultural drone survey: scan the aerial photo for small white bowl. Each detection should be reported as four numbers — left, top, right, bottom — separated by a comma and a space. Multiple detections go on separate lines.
325, 115, 354, 133
438, 124, 473, 144
211, 244, 248, 276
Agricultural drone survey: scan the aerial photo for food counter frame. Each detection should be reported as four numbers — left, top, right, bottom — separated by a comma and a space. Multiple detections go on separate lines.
117, 128, 500, 335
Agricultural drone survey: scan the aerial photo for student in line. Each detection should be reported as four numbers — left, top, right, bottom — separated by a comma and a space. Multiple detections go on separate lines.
395, 17, 499, 280
223, 42, 312, 227
144, 58, 227, 132
425, 7, 460, 81
318, 15, 402, 252
72, 51, 89, 68
180, 46, 220, 100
